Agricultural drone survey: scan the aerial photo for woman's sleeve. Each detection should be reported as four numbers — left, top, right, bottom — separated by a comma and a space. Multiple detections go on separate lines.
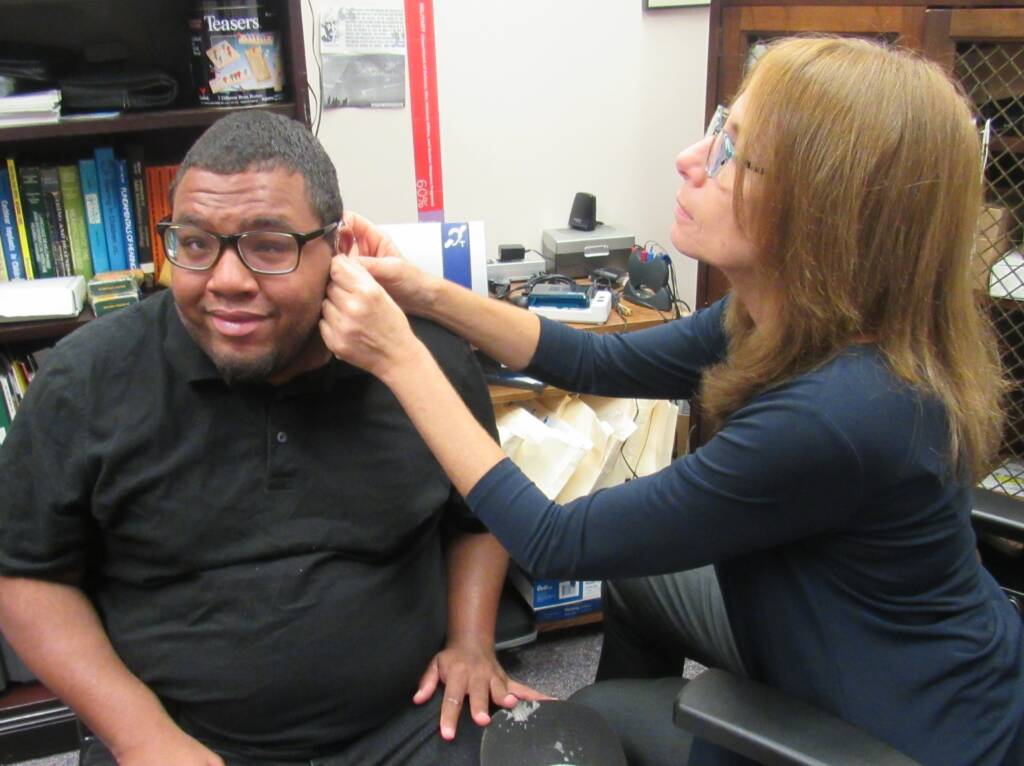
524, 298, 730, 400
466, 382, 865, 580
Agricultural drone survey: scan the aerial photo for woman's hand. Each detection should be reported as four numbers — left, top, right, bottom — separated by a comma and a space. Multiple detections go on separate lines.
320, 253, 425, 381
341, 210, 444, 317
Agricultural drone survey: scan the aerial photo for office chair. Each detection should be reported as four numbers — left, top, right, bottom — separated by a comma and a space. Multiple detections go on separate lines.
673, 487, 1024, 766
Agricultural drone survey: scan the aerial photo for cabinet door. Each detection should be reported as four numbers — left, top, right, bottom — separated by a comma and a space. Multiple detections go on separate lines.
925, 9, 1024, 499
698, 4, 929, 311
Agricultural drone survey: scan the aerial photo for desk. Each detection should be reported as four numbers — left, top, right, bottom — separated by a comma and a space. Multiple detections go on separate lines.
488, 296, 674, 405
487, 295, 675, 633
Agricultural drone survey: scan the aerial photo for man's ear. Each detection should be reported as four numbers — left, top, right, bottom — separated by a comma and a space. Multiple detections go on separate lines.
336, 224, 354, 256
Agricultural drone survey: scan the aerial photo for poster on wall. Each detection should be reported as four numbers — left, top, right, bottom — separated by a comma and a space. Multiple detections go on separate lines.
319, 1, 407, 108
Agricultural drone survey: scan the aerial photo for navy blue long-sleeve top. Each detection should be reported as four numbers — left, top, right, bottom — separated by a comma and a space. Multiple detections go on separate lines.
466, 299, 1024, 765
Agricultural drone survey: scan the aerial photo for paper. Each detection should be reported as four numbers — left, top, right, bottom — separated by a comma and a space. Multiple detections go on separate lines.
319, 2, 407, 108
495, 405, 590, 500
379, 220, 488, 296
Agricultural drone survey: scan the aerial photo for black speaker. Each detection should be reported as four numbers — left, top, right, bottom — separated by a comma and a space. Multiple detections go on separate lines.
568, 192, 597, 231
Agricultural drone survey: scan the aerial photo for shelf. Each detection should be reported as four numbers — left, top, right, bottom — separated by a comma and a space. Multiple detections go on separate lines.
536, 611, 603, 633
0, 310, 95, 345
0, 102, 300, 144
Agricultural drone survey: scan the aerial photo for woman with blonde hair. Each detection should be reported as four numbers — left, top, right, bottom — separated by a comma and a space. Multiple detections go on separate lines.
322, 36, 1023, 765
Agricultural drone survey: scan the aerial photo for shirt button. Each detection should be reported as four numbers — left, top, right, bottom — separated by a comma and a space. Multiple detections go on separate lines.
276, 431, 288, 444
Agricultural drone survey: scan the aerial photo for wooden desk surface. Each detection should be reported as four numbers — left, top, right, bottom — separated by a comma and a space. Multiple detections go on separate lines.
488, 294, 675, 404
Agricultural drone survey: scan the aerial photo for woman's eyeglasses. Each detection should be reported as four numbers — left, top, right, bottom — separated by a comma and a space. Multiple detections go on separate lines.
704, 105, 762, 178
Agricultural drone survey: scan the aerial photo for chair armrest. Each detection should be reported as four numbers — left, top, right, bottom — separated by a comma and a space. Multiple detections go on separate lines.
673, 669, 920, 766
972, 487, 1024, 540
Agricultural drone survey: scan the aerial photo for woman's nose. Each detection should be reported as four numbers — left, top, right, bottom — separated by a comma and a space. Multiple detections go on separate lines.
676, 136, 711, 186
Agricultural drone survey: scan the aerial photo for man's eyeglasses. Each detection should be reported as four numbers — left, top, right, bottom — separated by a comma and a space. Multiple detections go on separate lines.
156, 219, 340, 275
705, 104, 762, 178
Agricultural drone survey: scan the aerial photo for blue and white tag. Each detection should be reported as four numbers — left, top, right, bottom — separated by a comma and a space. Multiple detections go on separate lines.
441, 221, 472, 289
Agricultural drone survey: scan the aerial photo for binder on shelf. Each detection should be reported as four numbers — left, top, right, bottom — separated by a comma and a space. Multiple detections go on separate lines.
93, 148, 127, 271
115, 159, 139, 270
16, 164, 55, 278
77, 159, 110, 274
4, 159, 34, 278
58, 165, 94, 281
125, 146, 152, 275
0, 166, 27, 280
39, 166, 73, 277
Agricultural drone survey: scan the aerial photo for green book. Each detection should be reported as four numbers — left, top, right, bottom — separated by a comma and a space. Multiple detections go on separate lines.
16, 164, 55, 278
57, 165, 93, 281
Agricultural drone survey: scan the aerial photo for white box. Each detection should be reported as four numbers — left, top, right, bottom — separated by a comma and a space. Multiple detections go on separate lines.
0, 276, 86, 322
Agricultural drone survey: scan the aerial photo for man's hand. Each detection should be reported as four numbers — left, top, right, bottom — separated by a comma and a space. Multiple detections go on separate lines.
413, 641, 550, 740
111, 725, 224, 766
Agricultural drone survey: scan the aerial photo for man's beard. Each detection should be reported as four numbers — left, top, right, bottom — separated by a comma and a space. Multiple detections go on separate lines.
214, 352, 282, 386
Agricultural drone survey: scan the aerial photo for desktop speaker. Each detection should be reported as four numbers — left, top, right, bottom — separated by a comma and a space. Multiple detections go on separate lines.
568, 192, 597, 231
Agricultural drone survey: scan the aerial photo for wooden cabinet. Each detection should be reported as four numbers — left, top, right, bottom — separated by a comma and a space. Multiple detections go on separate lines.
698, 2, 1024, 501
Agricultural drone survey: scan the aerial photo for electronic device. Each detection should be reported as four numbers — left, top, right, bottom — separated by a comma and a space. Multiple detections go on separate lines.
623, 247, 673, 311
540, 225, 634, 278
528, 289, 612, 324
568, 192, 597, 231
487, 250, 547, 282
499, 244, 526, 262
528, 282, 589, 308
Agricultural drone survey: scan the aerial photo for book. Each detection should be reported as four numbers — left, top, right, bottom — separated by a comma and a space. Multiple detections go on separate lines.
125, 146, 152, 276
0, 235, 7, 281
77, 159, 110, 274
93, 147, 127, 271
58, 165, 94, 281
0, 89, 60, 128
16, 164, 55, 278
145, 164, 177, 282
0, 166, 27, 280
5, 159, 35, 278
115, 159, 139, 269
39, 166, 73, 277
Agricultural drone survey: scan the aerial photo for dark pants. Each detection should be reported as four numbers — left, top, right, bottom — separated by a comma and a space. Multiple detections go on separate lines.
80, 693, 482, 766
571, 566, 746, 766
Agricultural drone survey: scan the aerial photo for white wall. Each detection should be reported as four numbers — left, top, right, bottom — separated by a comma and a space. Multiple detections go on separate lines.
301, 1, 710, 303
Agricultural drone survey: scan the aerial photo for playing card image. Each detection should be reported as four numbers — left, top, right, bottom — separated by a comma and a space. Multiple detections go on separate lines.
206, 40, 241, 70
246, 46, 271, 83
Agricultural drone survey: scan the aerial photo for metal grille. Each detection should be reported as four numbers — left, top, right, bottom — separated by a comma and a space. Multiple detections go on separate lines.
957, 43, 1024, 497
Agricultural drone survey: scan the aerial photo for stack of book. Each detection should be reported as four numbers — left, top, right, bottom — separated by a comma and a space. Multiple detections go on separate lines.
0, 348, 46, 445
0, 149, 177, 285
0, 89, 60, 128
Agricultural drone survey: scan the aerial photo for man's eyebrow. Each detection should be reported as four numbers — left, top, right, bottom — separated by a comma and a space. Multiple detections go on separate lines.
172, 214, 297, 230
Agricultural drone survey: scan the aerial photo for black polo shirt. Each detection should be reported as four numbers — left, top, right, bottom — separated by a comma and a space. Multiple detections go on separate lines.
0, 290, 498, 759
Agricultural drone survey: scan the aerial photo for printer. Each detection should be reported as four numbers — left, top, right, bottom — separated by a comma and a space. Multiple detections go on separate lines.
540, 224, 635, 279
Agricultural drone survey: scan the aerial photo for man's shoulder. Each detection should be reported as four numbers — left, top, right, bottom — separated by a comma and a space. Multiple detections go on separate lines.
409, 316, 473, 365
49, 290, 169, 373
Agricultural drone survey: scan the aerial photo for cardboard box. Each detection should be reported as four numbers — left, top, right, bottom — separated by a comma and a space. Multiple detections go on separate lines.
510, 565, 601, 623
975, 203, 1013, 292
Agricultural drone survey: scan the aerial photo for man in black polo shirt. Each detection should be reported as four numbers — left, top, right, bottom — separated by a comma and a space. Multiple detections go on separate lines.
0, 112, 536, 765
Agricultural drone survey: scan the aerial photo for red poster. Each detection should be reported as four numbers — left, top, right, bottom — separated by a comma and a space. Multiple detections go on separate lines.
405, 0, 444, 222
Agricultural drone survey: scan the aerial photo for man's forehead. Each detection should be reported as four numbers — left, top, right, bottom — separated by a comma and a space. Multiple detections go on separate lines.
172, 166, 317, 221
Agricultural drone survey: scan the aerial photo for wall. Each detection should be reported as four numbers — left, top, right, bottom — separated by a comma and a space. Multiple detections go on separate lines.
300, 1, 710, 303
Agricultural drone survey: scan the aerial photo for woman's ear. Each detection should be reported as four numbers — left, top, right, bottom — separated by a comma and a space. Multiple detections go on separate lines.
336, 224, 355, 256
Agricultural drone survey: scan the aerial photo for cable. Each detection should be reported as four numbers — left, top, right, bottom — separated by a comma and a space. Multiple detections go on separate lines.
306, 0, 325, 136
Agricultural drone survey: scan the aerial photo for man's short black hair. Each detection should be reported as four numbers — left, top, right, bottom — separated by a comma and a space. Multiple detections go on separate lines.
172, 111, 343, 225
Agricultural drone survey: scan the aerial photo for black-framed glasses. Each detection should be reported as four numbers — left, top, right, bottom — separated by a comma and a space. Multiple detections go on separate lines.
156, 219, 340, 275
705, 104, 762, 178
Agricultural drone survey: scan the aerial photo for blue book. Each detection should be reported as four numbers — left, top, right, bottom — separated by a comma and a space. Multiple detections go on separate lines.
0, 167, 27, 279
115, 159, 139, 269
93, 147, 127, 271
77, 159, 111, 274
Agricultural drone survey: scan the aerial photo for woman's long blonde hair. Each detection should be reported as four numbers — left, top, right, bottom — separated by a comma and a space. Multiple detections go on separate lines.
700, 36, 1006, 481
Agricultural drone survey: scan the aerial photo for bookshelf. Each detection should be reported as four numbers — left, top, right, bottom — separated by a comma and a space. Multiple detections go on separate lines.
0, 1, 310, 759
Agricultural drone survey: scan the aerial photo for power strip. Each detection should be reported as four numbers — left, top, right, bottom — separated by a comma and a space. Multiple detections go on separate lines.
528, 290, 612, 324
